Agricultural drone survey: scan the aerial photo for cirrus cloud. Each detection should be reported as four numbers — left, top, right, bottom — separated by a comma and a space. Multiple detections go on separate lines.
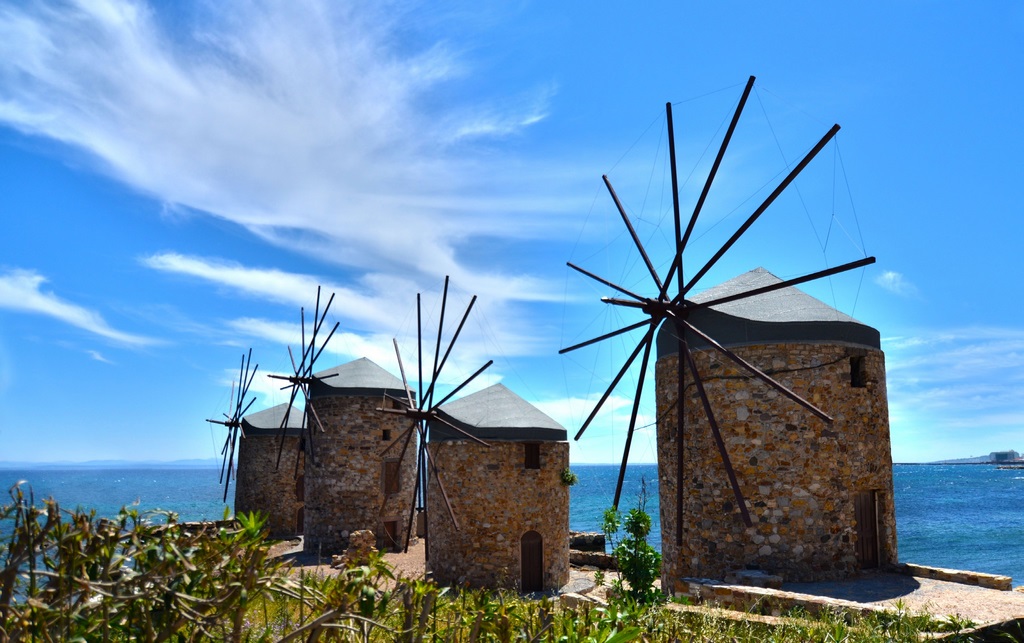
0, 268, 155, 346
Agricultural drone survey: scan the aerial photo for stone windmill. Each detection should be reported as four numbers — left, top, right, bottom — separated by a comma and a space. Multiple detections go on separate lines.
562, 76, 887, 583
377, 277, 494, 555
426, 383, 570, 592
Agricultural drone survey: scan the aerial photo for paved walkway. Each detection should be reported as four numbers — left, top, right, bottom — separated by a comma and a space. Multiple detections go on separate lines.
785, 572, 1024, 624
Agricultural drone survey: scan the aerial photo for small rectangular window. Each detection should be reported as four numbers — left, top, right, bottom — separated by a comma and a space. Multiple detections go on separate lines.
383, 460, 400, 495
381, 429, 392, 442
524, 443, 541, 469
851, 356, 867, 388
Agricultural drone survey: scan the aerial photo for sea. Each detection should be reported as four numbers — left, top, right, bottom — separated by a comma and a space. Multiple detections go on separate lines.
2, 463, 1022, 586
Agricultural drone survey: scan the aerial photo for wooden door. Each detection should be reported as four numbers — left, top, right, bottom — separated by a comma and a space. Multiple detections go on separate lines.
383, 520, 399, 552
854, 491, 879, 569
521, 531, 543, 592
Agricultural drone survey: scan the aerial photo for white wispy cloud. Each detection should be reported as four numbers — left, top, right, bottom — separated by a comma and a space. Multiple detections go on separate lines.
0, 268, 155, 346
0, 0, 576, 302
146, 252, 555, 361
884, 326, 1024, 461
874, 270, 919, 297
86, 350, 113, 363
142, 252, 410, 331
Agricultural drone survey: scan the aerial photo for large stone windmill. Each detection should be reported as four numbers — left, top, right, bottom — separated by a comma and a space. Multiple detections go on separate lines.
563, 77, 893, 586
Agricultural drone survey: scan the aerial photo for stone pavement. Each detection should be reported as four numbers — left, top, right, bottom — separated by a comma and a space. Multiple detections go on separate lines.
785, 572, 1024, 624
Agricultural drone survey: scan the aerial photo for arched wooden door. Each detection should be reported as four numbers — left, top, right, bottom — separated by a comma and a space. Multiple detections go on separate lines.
521, 530, 543, 592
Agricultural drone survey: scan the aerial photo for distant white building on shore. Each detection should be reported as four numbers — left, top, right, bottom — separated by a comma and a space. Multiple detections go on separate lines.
990, 450, 1020, 463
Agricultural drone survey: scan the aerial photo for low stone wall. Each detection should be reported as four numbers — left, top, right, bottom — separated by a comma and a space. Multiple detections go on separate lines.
897, 563, 1013, 591
673, 578, 888, 617
569, 531, 606, 552
570, 550, 617, 570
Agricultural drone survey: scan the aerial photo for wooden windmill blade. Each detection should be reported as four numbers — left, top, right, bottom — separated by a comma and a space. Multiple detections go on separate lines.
268, 285, 340, 471
206, 348, 258, 502
377, 277, 493, 553
561, 77, 877, 543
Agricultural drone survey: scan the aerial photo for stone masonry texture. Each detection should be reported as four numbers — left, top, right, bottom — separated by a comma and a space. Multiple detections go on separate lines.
426, 440, 570, 591
234, 435, 304, 539
656, 343, 896, 583
303, 394, 416, 555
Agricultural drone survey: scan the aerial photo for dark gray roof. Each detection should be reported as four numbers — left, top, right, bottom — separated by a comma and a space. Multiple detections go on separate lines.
309, 357, 411, 400
657, 267, 880, 356
241, 402, 304, 437
431, 383, 567, 442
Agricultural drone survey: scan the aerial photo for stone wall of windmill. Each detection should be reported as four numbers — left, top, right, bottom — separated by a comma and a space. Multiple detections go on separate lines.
654, 268, 897, 586
234, 403, 305, 539
425, 384, 570, 592
302, 357, 418, 555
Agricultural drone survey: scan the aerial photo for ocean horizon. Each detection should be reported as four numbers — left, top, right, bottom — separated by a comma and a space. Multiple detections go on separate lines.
3, 463, 1022, 586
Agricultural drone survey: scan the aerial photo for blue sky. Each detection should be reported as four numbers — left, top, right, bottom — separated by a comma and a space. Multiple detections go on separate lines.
1, 1, 1022, 465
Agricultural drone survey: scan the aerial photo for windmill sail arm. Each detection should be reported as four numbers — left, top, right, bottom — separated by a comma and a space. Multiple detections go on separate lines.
603, 175, 664, 292
612, 334, 653, 510
392, 339, 417, 410
683, 344, 753, 527
600, 297, 649, 310
430, 415, 491, 448
567, 262, 647, 303
683, 123, 841, 296
559, 318, 650, 355
574, 322, 656, 441
431, 360, 494, 409
679, 76, 757, 258
682, 256, 876, 309
431, 296, 478, 399
422, 441, 459, 531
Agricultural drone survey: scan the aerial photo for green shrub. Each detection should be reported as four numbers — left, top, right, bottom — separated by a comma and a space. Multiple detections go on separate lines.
602, 477, 663, 605
560, 467, 579, 486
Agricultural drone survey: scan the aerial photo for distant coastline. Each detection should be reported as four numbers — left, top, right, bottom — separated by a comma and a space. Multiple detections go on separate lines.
0, 458, 220, 470
894, 461, 1017, 465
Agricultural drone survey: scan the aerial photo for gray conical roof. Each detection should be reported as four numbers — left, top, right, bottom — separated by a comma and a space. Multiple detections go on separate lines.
657, 267, 880, 355
431, 383, 567, 442
241, 402, 304, 437
309, 357, 411, 399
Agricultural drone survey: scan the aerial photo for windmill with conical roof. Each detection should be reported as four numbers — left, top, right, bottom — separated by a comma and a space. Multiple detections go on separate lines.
562, 77, 891, 586
426, 383, 570, 592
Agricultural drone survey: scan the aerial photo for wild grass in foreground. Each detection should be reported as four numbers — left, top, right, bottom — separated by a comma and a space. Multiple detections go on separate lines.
0, 484, 983, 642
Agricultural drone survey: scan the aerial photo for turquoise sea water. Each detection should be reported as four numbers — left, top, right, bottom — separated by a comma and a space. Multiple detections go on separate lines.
3, 463, 1023, 585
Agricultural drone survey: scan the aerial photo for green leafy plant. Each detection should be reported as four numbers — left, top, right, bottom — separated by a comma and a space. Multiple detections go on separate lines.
601, 477, 662, 605
560, 467, 579, 486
